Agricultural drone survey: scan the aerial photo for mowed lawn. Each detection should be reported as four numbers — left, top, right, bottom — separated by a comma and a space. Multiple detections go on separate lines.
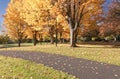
0, 56, 76, 79
0, 43, 120, 66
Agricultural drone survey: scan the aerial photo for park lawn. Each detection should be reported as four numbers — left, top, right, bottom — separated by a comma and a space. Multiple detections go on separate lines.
0, 56, 76, 79
0, 44, 120, 66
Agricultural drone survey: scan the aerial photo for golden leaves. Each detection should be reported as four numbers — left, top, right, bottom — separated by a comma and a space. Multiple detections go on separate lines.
4, 0, 104, 41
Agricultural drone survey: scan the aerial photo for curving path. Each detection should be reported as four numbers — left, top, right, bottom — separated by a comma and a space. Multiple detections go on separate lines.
0, 50, 120, 79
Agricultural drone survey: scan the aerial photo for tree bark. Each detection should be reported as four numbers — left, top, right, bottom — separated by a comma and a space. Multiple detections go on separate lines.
39, 33, 42, 45
18, 32, 22, 47
59, 32, 62, 43
50, 34, 54, 44
49, 27, 54, 44
74, 34, 78, 44
33, 31, 37, 46
74, 29, 79, 43
18, 39, 21, 47
55, 29, 58, 47
70, 28, 77, 47
113, 36, 117, 42
69, 18, 78, 47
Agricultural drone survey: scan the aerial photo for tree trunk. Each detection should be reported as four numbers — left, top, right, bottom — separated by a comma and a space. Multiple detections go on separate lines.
60, 32, 62, 43
113, 35, 120, 46
74, 30, 79, 43
55, 29, 58, 47
33, 31, 37, 46
113, 36, 117, 42
18, 39, 21, 47
50, 34, 54, 44
70, 28, 77, 47
18, 32, 22, 47
69, 17, 78, 47
49, 27, 54, 44
74, 34, 77, 44
39, 34, 42, 45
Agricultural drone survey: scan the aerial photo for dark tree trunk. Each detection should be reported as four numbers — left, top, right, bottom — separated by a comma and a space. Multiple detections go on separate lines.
39, 33, 42, 45
33, 31, 37, 46
113, 35, 120, 46
18, 39, 21, 47
59, 32, 62, 43
55, 29, 58, 47
74, 32, 78, 44
74, 29, 79, 43
49, 27, 54, 44
18, 32, 22, 47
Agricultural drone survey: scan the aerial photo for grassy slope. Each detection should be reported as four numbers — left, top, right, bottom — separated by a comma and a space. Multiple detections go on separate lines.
0, 44, 120, 66
0, 56, 76, 79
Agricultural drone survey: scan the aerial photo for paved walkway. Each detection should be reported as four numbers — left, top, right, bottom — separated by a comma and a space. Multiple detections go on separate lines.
0, 51, 120, 79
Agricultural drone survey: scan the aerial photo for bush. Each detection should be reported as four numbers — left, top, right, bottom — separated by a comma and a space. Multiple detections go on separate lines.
22, 39, 33, 43
80, 37, 91, 42
92, 37, 102, 41
43, 36, 50, 42
0, 35, 9, 44
104, 36, 114, 42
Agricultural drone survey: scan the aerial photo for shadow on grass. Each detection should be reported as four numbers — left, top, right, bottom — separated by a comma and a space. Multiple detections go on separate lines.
0, 43, 33, 49
0, 42, 120, 49
76, 42, 120, 48
77, 46, 120, 48
78, 42, 120, 45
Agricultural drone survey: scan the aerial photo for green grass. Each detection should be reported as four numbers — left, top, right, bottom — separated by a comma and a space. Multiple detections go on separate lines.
0, 43, 33, 48
0, 56, 76, 79
0, 43, 120, 66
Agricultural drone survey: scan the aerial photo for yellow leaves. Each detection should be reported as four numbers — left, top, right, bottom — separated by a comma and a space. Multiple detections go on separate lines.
4, 0, 104, 41
4, 0, 27, 40
57, 14, 64, 22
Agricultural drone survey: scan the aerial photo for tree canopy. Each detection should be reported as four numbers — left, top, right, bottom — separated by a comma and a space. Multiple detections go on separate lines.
4, 0, 105, 47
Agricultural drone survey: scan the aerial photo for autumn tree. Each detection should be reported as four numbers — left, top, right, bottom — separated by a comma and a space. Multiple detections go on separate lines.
45, 9, 55, 44
4, 0, 27, 47
20, 0, 52, 46
57, 16, 69, 43
107, 0, 120, 26
0, 34, 9, 44
100, 0, 120, 41
54, 0, 104, 47
5, 0, 67, 46
42, 3, 68, 45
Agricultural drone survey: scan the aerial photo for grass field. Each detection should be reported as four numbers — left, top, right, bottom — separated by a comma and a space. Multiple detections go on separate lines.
0, 43, 120, 66
0, 56, 76, 79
